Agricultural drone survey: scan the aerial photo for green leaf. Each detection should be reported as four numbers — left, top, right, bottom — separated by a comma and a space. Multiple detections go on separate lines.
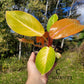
55, 52, 61, 59
6, 11, 45, 36
35, 46, 55, 74
47, 14, 58, 32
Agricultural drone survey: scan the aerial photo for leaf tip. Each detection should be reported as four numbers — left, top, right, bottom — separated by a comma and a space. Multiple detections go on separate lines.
5, 11, 10, 18
6, 11, 10, 14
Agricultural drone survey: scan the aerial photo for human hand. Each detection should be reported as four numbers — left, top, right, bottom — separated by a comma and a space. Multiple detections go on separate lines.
26, 52, 56, 84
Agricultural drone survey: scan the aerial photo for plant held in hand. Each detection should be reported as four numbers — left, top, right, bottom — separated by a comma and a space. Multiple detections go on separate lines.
6, 11, 84, 74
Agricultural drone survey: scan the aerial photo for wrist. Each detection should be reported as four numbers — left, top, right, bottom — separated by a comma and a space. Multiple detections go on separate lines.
26, 75, 47, 84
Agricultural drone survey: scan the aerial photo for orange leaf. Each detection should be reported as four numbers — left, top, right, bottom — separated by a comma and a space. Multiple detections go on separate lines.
72, 19, 80, 24
36, 32, 49, 46
49, 18, 84, 39
18, 38, 34, 44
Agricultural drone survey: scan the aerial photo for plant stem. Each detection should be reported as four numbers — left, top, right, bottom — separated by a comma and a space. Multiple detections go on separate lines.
42, 36, 48, 44
48, 36, 53, 47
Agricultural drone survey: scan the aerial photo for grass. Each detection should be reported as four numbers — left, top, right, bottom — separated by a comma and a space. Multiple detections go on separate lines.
0, 71, 27, 84
48, 51, 84, 84
0, 51, 84, 84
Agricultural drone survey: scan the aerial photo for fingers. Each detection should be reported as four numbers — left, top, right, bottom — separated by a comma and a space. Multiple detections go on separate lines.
29, 52, 36, 62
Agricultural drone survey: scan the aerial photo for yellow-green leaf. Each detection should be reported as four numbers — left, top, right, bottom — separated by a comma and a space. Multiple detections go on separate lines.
6, 11, 45, 36
55, 52, 62, 59
35, 46, 55, 74
47, 14, 58, 32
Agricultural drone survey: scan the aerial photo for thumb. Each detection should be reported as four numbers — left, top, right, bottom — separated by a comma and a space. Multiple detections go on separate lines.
29, 52, 36, 62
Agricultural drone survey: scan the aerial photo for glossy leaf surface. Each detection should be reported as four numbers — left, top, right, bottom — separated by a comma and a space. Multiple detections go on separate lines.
6, 11, 45, 36
35, 46, 55, 74
47, 14, 58, 32
49, 18, 84, 39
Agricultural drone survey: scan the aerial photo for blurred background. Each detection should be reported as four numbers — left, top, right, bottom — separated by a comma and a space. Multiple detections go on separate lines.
0, 0, 84, 84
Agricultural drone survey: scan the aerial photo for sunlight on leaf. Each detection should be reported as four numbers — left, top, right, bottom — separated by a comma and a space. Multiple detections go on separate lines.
6, 11, 45, 37
49, 18, 84, 39
35, 46, 55, 74
47, 14, 58, 32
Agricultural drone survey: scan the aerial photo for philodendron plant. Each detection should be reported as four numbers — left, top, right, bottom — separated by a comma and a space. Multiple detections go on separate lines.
6, 11, 84, 74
